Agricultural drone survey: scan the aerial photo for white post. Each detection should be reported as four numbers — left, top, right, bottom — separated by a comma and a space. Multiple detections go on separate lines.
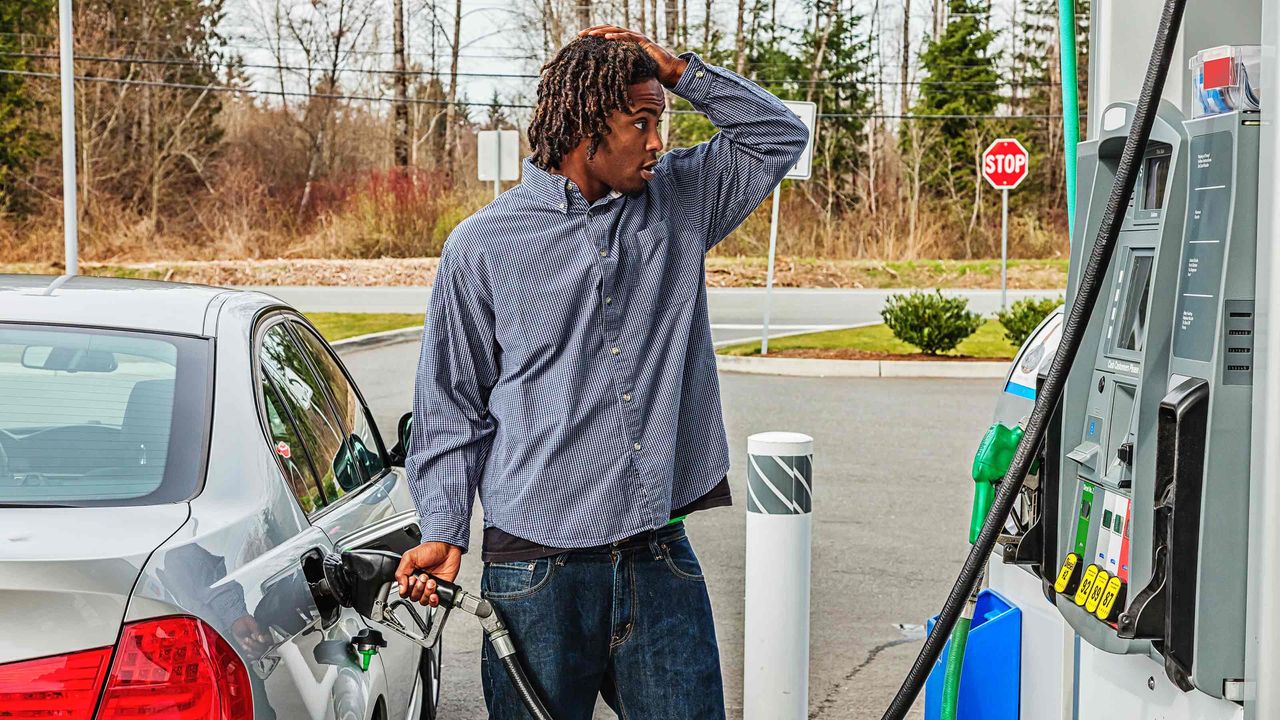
1001, 187, 1010, 311
744, 431, 813, 720
58, 0, 78, 276
762, 185, 782, 355
493, 131, 502, 200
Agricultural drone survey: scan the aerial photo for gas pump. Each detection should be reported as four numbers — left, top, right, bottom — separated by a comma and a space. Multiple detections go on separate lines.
886, 0, 1274, 718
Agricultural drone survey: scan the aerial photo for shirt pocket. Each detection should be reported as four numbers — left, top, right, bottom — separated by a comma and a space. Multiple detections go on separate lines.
621, 221, 701, 311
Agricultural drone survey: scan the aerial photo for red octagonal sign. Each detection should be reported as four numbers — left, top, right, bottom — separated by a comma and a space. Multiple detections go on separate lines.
982, 138, 1029, 190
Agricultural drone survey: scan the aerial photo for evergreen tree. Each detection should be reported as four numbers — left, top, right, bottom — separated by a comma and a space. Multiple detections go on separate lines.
0, 0, 55, 213
792, 0, 875, 208
906, 0, 1002, 201
1010, 0, 1089, 212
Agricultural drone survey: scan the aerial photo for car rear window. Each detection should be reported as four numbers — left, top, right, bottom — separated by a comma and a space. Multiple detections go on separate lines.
0, 324, 212, 506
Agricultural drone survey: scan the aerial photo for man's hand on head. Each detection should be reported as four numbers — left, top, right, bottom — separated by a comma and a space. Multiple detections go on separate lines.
395, 541, 463, 607
578, 25, 689, 88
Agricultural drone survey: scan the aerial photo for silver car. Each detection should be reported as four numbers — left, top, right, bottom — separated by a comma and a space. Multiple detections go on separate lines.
0, 275, 438, 719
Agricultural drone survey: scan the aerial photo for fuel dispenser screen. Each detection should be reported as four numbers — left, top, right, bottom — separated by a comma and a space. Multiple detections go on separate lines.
1116, 254, 1155, 353
1144, 155, 1170, 209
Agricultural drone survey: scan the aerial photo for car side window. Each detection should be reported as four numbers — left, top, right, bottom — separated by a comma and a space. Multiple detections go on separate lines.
259, 322, 359, 504
261, 378, 325, 514
287, 321, 388, 481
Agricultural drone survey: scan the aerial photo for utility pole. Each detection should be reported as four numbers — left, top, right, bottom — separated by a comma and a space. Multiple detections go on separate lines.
393, 0, 410, 169
58, 0, 78, 275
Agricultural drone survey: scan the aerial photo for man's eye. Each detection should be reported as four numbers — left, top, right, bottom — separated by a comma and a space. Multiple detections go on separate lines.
635, 120, 647, 130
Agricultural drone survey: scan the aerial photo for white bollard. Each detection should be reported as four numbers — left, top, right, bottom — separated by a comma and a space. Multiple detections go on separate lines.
744, 431, 814, 720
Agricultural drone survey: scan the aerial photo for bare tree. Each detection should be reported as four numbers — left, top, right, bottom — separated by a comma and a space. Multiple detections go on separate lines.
735, 0, 746, 73
393, 0, 410, 168
899, 0, 911, 115
702, 0, 712, 49
443, 0, 461, 167
664, 0, 677, 44
576, 0, 592, 29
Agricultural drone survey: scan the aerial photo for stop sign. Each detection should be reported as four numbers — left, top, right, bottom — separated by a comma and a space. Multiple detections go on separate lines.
982, 138, 1029, 190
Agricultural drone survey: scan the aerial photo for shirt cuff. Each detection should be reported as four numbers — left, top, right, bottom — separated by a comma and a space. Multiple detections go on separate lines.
419, 511, 471, 552
672, 52, 714, 105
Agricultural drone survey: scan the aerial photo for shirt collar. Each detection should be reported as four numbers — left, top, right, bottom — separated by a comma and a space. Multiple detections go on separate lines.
522, 158, 623, 214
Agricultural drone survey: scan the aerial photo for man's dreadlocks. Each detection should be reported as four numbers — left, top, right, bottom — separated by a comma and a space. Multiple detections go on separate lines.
528, 36, 659, 170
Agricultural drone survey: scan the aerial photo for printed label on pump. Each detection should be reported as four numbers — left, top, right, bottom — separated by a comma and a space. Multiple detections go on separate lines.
1055, 553, 1082, 594
1097, 492, 1116, 567
1107, 496, 1129, 576
1096, 576, 1126, 622
1075, 564, 1101, 606
1085, 569, 1111, 614
1074, 482, 1096, 557
1118, 502, 1132, 582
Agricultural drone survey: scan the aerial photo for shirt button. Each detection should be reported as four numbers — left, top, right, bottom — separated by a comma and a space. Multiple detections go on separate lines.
611, 347, 621, 355
605, 296, 613, 305
633, 442, 642, 451
559, 202, 566, 210
695, 70, 705, 78
622, 393, 632, 402
599, 248, 607, 257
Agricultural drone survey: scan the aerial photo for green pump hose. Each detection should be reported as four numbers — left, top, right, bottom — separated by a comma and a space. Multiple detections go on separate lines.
939, 611, 974, 720
1059, 0, 1081, 241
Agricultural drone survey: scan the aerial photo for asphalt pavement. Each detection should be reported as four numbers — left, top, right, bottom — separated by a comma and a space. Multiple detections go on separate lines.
340, 338, 1003, 720
254, 286, 1060, 345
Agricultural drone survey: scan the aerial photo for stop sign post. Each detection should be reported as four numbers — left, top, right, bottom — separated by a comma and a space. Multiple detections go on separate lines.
982, 139, 1029, 310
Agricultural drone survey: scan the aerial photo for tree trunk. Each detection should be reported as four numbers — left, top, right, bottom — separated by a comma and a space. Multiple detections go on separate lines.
443, 0, 462, 170
649, 0, 658, 38
703, 0, 711, 49
664, 0, 677, 44
639, 0, 646, 38
624, 0, 631, 29
735, 0, 745, 73
900, 0, 911, 115
576, 0, 591, 30
393, 0, 410, 169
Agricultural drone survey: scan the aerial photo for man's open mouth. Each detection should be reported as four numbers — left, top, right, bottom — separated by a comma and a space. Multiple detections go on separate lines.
641, 162, 658, 180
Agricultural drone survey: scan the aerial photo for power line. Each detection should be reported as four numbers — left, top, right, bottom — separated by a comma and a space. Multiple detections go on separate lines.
2, 50, 1063, 89
0, 67, 1063, 121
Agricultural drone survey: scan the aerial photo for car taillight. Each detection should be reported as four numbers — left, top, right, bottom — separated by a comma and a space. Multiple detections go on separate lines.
96, 616, 253, 719
0, 646, 112, 718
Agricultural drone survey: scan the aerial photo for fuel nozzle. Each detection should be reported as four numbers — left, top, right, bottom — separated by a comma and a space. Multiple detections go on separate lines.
970, 422, 1026, 544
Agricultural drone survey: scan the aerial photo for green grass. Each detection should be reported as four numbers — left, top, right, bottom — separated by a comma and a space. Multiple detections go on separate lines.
718, 319, 1015, 359
304, 313, 423, 342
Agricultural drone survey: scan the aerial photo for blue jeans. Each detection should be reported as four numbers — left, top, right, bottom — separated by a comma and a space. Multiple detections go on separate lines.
480, 522, 726, 719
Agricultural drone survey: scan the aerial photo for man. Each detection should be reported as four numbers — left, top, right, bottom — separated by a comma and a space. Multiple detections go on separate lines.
397, 25, 808, 718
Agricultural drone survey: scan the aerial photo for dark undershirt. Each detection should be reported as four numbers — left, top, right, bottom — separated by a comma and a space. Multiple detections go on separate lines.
481, 476, 733, 562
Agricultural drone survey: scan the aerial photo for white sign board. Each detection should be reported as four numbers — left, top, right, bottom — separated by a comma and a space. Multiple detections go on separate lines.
477, 130, 520, 181
783, 101, 817, 181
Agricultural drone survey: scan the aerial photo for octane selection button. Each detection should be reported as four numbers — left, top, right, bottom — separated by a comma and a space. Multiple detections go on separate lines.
1055, 553, 1083, 595
1075, 564, 1101, 607
1085, 569, 1110, 615
1096, 576, 1127, 623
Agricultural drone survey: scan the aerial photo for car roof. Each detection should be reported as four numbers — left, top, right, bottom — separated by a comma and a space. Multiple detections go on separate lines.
0, 274, 272, 336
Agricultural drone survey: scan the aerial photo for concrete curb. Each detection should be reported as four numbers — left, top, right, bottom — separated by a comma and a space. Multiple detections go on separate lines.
715, 354, 1009, 379
331, 326, 421, 351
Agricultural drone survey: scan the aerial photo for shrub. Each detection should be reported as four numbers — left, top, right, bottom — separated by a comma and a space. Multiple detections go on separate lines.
996, 296, 1064, 348
880, 290, 983, 355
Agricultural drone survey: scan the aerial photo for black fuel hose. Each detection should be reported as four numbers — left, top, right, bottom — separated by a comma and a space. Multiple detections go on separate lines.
878, 0, 1188, 716
499, 653, 554, 720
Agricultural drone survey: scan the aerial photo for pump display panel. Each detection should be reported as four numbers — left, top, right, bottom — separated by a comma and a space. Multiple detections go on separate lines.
1114, 252, 1154, 354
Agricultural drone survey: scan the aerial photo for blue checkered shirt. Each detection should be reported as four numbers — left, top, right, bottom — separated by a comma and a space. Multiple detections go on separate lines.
406, 53, 809, 551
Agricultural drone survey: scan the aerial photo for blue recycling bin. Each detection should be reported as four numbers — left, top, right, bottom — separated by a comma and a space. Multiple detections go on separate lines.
923, 588, 1021, 720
